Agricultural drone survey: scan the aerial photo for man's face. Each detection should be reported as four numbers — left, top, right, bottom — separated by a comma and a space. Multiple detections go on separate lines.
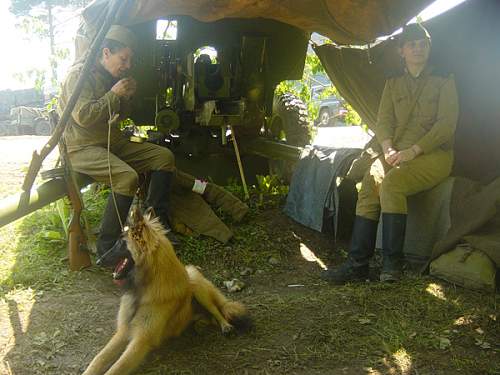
399, 38, 430, 66
101, 47, 133, 78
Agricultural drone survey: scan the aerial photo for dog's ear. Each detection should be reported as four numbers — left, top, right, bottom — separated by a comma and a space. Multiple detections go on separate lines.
144, 207, 156, 220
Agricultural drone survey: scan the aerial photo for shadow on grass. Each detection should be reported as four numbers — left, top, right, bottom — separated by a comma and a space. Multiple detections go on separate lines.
0, 204, 498, 375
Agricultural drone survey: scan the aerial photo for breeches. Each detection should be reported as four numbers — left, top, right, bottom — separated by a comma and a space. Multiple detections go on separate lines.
355, 149, 453, 221
68, 139, 175, 196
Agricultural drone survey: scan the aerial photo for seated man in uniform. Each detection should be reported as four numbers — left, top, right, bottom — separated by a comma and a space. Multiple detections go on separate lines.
58, 25, 177, 266
322, 24, 459, 283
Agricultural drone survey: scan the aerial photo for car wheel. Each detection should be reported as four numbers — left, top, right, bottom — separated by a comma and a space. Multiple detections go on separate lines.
318, 108, 331, 127
34, 119, 51, 136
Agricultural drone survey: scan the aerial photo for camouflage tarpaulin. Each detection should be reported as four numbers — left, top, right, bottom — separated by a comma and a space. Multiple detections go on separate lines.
316, 0, 500, 182
82, 0, 433, 45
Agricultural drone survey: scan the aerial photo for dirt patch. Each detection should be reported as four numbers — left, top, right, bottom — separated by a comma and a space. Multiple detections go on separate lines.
0, 136, 58, 199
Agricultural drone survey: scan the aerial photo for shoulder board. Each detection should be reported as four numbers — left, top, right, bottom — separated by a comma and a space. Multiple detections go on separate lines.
429, 65, 453, 78
385, 67, 405, 79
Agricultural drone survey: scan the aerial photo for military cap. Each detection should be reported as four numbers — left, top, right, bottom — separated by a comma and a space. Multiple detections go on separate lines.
105, 25, 139, 52
399, 23, 431, 46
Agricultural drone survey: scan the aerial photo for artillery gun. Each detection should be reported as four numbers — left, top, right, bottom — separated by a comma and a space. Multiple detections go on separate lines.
122, 16, 311, 182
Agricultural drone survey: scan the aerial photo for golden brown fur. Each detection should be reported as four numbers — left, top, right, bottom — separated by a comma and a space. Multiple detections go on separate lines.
82, 208, 249, 375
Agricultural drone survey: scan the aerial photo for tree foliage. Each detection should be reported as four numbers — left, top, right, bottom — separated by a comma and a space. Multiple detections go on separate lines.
9, 0, 88, 16
276, 51, 363, 126
10, 0, 90, 88
13, 69, 46, 93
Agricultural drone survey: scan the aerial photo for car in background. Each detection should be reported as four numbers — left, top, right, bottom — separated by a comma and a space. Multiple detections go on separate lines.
310, 83, 348, 127
316, 96, 348, 127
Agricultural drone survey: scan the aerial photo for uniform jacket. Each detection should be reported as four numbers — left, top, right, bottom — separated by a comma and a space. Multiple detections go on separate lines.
375, 66, 459, 154
58, 64, 132, 151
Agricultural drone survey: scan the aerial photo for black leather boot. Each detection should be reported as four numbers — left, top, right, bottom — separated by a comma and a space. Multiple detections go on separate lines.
380, 213, 407, 282
146, 170, 179, 244
95, 193, 133, 267
321, 216, 378, 284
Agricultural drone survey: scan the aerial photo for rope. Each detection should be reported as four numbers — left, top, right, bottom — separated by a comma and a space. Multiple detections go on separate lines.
106, 95, 124, 231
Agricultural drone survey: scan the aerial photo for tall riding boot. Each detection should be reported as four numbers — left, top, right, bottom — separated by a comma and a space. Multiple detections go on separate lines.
146, 170, 178, 244
380, 213, 407, 282
95, 193, 133, 267
321, 216, 378, 284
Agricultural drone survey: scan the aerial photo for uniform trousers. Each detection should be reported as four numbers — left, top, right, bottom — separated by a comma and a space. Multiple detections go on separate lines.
68, 138, 175, 197
356, 149, 453, 221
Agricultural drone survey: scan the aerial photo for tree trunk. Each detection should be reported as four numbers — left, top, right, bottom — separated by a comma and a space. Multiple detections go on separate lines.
47, 1, 57, 85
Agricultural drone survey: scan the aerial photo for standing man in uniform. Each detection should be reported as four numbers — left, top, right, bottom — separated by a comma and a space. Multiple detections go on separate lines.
58, 25, 177, 266
322, 23, 459, 283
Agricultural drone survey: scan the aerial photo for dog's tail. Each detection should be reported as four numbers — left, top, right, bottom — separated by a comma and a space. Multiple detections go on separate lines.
186, 265, 253, 333
221, 300, 253, 333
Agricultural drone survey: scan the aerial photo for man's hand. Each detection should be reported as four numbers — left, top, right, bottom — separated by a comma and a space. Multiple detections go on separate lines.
111, 77, 137, 99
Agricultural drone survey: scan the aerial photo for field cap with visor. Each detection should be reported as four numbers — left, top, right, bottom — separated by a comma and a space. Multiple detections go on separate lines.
105, 25, 139, 53
399, 23, 431, 47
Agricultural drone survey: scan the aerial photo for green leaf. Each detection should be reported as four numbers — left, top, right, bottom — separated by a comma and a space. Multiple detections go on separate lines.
41, 230, 63, 240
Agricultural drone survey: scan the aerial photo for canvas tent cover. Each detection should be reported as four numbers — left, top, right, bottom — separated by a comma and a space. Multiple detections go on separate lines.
315, 0, 500, 181
82, 0, 433, 45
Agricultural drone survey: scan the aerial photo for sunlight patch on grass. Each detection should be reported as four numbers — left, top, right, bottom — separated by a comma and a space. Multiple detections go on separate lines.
425, 282, 447, 301
0, 225, 21, 288
453, 315, 473, 326
0, 207, 72, 292
299, 242, 327, 270
392, 347, 412, 374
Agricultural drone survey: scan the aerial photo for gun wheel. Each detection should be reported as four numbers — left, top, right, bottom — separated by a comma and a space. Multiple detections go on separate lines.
269, 93, 310, 147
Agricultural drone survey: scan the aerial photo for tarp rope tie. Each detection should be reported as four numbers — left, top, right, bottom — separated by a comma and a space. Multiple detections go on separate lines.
107, 95, 124, 231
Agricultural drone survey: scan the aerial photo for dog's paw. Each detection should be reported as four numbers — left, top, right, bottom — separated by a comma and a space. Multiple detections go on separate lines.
221, 323, 234, 336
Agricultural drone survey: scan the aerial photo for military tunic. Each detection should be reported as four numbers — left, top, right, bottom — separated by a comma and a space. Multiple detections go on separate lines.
356, 67, 459, 220
58, 64, 175, 196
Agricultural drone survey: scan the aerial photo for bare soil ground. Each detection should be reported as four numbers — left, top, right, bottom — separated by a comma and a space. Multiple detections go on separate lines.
0, 136, 498, 375
0, 136, 58, 200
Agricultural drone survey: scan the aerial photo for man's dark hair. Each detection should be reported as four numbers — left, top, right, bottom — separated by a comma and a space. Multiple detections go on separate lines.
102, 38, 127, 54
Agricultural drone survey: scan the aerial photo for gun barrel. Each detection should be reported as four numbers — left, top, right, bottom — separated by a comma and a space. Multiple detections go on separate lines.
0, 175, 92, 228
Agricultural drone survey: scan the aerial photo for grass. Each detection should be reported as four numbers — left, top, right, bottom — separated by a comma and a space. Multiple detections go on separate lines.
0, 186, 110, 294
0, 178, 498, 374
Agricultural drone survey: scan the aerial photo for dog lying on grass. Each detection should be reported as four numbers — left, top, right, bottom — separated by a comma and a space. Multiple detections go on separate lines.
82, 207, 251, 375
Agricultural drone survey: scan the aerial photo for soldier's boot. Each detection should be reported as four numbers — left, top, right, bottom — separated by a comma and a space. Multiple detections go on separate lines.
96, 193, 133, 267
146, 170, 179, 244
321, 216, 378, 284
380, 213, 407, 282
